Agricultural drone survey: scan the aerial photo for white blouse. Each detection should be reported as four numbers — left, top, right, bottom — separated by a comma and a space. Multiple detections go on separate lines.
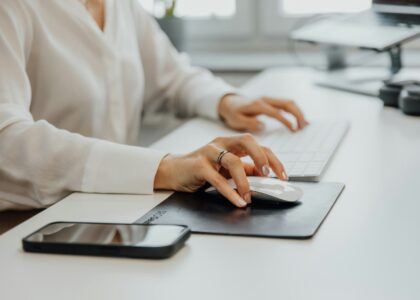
0, 0, 234, 211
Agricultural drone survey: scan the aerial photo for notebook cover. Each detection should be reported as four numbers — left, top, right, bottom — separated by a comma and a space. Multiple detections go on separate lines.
136, 182, 345, 239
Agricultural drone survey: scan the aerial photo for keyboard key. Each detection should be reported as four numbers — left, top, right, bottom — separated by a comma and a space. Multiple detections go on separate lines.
276, 153, 301, 162
259, 121, 349, 180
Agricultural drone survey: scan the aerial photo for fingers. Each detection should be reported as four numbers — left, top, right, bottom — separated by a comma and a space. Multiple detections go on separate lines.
202, 136, 290, 207
235, 115, 265, 133
264, 98, 308, 130
219, 94, 308, 133
214, 135, 288, 181
203, 166, 248, 208
242, 100, 296, 132
270, 111, 295, 132
219, 152, 251, 203
242, 162, 261, 176
224, 114, 265, 133
263, 147, 288, 180
220, 134, 270, 176
239, 97, 309, 131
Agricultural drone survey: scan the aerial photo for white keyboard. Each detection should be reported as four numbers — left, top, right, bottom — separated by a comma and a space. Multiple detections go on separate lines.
256, 121, 349, 181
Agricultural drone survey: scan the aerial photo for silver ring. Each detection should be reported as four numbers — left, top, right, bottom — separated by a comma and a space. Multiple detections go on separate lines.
216, 150, 229, 166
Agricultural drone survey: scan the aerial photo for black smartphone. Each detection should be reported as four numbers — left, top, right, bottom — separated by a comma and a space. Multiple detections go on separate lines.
22, 222, 190, 259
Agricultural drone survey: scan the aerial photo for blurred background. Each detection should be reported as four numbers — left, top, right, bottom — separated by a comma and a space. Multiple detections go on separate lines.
137, 0, 420, 145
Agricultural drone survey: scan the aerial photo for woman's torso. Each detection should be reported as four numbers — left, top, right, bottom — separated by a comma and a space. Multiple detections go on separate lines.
25, 0, 145, 144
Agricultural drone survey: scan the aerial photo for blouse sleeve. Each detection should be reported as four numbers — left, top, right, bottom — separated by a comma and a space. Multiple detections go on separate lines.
132, 2, 236, 120
0, 0, 167, 210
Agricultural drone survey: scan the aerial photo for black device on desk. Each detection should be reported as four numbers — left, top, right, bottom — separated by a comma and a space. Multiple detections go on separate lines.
22, 222, 190, 259
291, 0, 420, 96
380, 80, 420, 114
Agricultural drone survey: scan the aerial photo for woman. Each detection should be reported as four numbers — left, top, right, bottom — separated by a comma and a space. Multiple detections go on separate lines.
0, 0, 308, 211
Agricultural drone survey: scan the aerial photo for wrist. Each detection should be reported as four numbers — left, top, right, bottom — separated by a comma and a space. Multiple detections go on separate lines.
218, 93, 237, 121
154, 154, 175, 190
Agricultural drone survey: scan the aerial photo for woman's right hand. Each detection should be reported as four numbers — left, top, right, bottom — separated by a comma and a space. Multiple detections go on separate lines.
153, 134, 288, 208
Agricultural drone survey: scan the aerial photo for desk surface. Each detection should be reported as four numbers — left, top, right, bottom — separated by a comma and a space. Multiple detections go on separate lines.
1, 68, 419, 300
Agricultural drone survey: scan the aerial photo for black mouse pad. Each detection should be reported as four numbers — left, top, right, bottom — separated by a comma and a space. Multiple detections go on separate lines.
135, 182, 345, 239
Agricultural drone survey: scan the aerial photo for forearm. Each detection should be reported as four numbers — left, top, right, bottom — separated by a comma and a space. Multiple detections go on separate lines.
0, 112, 167, 209
134, 3, 236, 120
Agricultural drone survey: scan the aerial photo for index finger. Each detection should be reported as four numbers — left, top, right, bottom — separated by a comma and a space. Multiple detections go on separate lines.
264, 98, 308, 130
263, 147, 288, 180
203, 167, 248, 208
223, 134, 270, 176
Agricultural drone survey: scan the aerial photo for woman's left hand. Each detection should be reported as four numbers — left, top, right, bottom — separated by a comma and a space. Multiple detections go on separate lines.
218, 94, 309, 133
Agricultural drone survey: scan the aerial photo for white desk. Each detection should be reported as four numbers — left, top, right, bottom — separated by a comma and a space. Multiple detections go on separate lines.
1, 68, 419, 300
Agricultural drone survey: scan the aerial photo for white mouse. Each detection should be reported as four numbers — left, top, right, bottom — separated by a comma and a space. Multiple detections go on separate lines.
205, 176, 303, 205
